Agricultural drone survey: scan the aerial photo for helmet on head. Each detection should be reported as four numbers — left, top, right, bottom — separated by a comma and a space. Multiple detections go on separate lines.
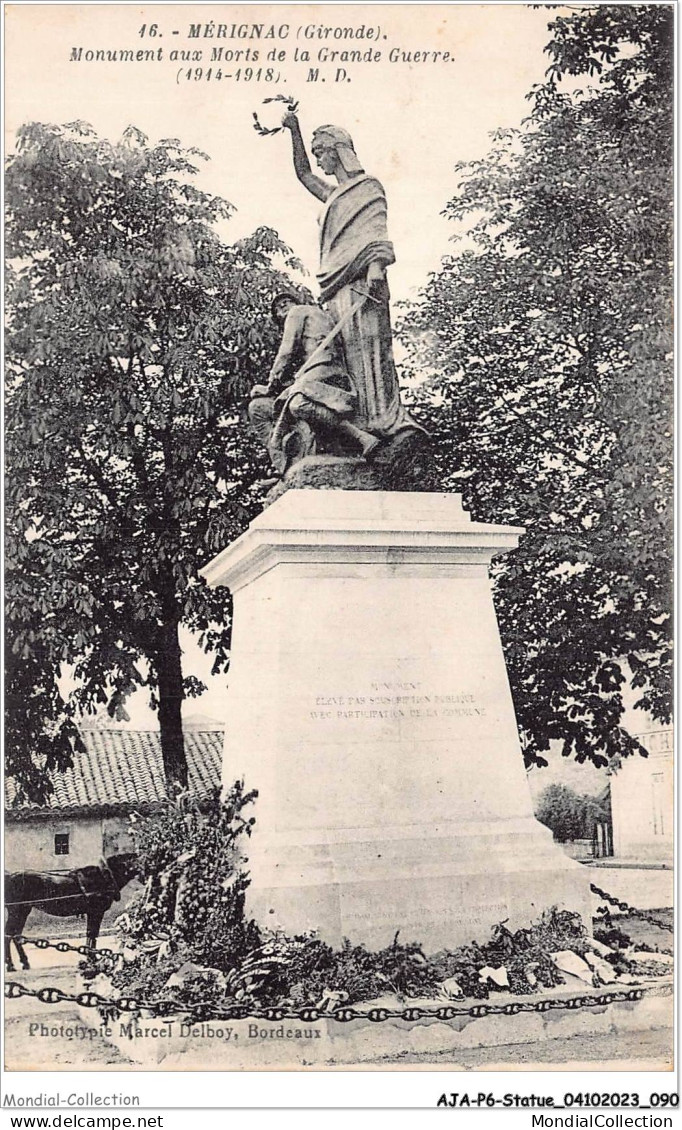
270, 292, 299, 322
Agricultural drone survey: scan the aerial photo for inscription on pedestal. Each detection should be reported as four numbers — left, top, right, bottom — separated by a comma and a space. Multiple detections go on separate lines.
309, 682, 486, 723
342, 901, 509, 936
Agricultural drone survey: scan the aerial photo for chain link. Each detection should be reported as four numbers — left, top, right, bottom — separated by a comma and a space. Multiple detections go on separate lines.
7, 884, 670, 1022
5, 978, 666, 1022
12, 935, 118, 960
3, 980, 175, 1015
590, 883, 674, 932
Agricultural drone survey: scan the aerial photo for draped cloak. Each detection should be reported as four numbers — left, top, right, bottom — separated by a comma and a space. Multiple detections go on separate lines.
317, 175, 421, 437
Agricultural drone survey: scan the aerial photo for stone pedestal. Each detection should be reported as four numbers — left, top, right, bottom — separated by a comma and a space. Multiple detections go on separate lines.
201, 490, 591, 951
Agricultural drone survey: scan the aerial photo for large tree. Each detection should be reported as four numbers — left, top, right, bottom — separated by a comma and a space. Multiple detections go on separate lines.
401, 6, 673, 769
6, 122, 302, 798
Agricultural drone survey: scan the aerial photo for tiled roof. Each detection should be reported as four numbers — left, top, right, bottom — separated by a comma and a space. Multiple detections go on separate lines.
5, 729, 223, 814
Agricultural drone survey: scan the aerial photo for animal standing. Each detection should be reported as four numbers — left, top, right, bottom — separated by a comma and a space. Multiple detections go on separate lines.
4, 853, 137, 971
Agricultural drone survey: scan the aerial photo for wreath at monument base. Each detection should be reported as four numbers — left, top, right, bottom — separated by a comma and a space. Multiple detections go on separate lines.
81, 790, 671, 1024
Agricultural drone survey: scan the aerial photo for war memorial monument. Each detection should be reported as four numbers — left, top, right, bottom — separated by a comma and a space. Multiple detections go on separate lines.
201, 110, 591, 951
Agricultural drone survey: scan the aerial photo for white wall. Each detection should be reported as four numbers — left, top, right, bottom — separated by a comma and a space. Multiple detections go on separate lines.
5, 814, 133, 872
611, 733, 673, 863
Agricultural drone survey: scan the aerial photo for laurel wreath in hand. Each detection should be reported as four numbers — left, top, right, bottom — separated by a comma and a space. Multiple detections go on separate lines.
252, 94, 299, 136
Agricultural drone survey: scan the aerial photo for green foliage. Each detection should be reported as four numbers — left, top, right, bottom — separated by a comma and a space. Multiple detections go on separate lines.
94, 792, 595, 1019
119, 782, 261, 968
591, 906, 635, 963
5, 122, 305, 795
535, 783, 609, 843
273, 908, 589, 1004
400, 6, 673, 768
4, 642, 84, 805
244, 933, 442, 1007
426, 909, 588, 997
589, 907, 673, 976
87, 789, 605, 1017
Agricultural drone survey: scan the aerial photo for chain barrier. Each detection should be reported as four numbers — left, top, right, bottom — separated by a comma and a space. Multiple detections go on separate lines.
6, 883, 671, 1023
6, 978, 669, 1023
4, 980, 167, 1014
11, 935, 118, 960
590, 883, 674, 933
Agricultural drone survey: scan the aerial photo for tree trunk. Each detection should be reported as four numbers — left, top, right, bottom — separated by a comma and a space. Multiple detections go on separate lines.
155, 619, 188, 788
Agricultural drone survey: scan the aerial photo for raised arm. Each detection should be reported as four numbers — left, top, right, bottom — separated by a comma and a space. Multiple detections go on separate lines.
282, 113, 332, 203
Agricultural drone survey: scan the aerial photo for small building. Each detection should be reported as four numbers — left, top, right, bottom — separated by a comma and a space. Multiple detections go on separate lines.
610, 728, 673, 864
5, 725, 223, 872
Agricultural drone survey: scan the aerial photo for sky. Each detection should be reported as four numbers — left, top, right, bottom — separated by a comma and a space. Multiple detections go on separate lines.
5, 4, 558, 302
6, 3, 579, 728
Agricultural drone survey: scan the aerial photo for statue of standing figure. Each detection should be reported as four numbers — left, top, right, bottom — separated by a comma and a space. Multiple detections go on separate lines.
249, 110, 427, 486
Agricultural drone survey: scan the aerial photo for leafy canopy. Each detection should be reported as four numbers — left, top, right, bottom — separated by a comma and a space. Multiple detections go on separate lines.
535, 783, 609, 844
6, 122, 303, 797
401, 6, 673, 769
